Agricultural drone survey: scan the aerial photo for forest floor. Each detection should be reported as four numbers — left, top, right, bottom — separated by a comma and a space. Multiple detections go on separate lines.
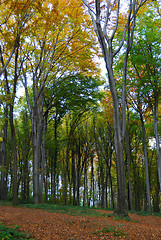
0, 204, 161, 240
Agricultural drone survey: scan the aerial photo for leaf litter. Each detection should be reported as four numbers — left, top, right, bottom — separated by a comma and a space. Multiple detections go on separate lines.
0, 205, 161, 239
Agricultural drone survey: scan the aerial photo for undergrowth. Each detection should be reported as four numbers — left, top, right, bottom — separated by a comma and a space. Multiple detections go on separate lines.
0, 222, 34, 239
1, 201, 160, 218
94, 225, 128, 238
21, 203, 112, 218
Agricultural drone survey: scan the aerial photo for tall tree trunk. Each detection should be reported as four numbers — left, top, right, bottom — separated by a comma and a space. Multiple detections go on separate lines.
98, 45, 127, 215
140, 112, 151, 212
0, 105, 8, 200
105, 166, 108, 208
100, 158, 104, 208
53, 116, 58, 203
1, 41, 19, 205
151, 96, 161, 192
82, 0, 147, 217
153, 171, 160, 212
32, 100, 43, 204
10, 45, 19, 206
10, 105, 18, 205
72, 148, 76, 206
76, 140, 81, 206
39, 113, 48, 203
83, 149, 88, 207
63, 153, 67, 205
32, 110, 39, 204
126, 111, 133, 210
108, 149, 115, 209
132, 156, 141, 211
91, 155, 95, 208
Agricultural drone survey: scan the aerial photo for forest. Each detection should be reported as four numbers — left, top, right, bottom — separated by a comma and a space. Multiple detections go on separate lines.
0, 0, 160, 219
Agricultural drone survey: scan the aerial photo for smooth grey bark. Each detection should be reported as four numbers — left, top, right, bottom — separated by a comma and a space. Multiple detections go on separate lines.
76, 140, 81, 206
52, 115, 60, 204
139, 111, 151, 212
83, 154, 87, 207
40, 112, 48, 203
0, 44, 19, 203
130, 95, 151, 212
126, 110, 133, 210
83, 0, 147, 217
21, 38, 56, 204
9, 45, 19, 206
72, 148, 76, 206
151, 96, 161, 192
63, 151, 67, 205
0, 105, 8, 200
17, 111, 31, 203
32, 96, 44, 204
90, 155, 95, 208
10, 105, 18, 206
133, 48, 161, 193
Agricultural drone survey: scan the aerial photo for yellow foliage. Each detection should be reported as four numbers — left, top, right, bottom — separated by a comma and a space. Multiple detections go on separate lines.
0, 0, 100, 95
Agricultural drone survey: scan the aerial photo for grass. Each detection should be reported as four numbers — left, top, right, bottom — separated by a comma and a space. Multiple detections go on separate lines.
94, 225, 128, 238
20, 203, 113, 218
128, 209, 161, 217
0, 222, 35, 239
1, 200, 161, 218
136, 211, 157, 216
114, 215, 135, 222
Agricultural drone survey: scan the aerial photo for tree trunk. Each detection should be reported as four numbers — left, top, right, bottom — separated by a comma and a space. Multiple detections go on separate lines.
32, 99, 43, 204
72, 148, 76, 206
83, 149, 88, 207
100, 158, 104, 208
0, 105, 8, 200
32, 113, 39, 204
152, 96, 161, 192
91, 155, 95, 208
101, 49, 128, 216
153, 171, 160, 212
82, 0, 147, 217
140, 112, 151, 212
63, 154, 67, 205
10, 104, 18, 206
39, 113, 48, 203
76, 140, 81, 206
53, 116, 58, 203
126, 111, 133, 210
105, 166, 108, 208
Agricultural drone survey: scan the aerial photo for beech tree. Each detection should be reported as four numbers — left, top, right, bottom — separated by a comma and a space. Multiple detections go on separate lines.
0, 0, 34, 76
19, 0, 100, 204
128, 5, 161, 192
82, 0, 148, 216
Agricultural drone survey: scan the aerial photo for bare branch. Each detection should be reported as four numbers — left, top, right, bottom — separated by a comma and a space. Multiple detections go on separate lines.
0, 40, 18, 77
111, 0, 120, 41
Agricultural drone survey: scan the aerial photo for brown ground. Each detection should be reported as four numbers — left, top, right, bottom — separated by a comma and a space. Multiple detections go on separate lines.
0, 205, 161, 240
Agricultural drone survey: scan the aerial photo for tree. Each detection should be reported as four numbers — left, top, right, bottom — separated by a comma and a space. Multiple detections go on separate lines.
0, 37, 20, 206
82, 0, 148, 216
129, 90, 152, 211
0, 0, 34, 76
19, 0, 100, 204
128, 5, 161, 192
44, 74, 102, 203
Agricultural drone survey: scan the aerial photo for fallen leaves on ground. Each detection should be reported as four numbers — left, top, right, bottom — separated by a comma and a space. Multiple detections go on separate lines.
0, 205, 161, 239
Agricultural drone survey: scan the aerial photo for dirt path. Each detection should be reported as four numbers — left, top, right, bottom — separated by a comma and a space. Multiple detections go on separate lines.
0, 205, 161, 239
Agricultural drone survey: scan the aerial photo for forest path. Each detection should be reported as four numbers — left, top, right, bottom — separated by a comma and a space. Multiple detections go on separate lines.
0, 205, 161, 239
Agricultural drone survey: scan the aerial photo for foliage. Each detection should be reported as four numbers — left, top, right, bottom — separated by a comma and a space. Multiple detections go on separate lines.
0, 222, 34, 239
20, 203, 112, 217
94, 225, 128, 238
0, 0, 160, 216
